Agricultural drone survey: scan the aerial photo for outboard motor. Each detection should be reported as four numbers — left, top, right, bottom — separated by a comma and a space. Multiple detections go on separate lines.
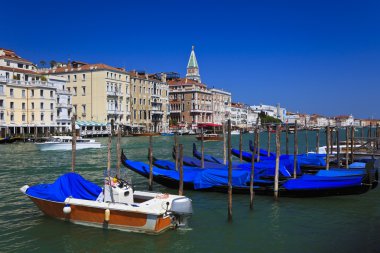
169, 197, 193, 228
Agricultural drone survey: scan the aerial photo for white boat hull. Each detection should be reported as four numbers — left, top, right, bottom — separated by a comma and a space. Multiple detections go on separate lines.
36, 142, 101, 151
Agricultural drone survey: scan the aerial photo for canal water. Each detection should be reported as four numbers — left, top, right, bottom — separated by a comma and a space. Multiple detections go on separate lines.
0, 132, 379, 253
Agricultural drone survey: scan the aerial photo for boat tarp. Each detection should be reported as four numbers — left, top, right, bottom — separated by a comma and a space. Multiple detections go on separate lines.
26, 173, 102, 202
315, 169, 366, 177
125, 159, 249, 189
349, 162, 366, 169
283, 175, 363, 190
249, 140, 276, 157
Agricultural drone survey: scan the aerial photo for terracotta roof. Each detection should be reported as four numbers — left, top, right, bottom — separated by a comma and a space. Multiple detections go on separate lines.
128, 71, 162, 82
0, 55, 33, 64
167, 78, 206, 87
335, 115, 350, 119
0, 66, 38, 75
40, 63, 126, 74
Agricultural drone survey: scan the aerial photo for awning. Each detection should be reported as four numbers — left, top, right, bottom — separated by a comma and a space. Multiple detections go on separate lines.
198, 123, 222, 128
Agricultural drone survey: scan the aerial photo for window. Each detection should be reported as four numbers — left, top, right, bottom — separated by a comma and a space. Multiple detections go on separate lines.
0, 100, 3, 108
6, 61, 10, 66
50, 103, 53, 110
40, 90, 44, 97
10, 113, 14, 122
50, 114, 54, 121
82, 105, 86, 113
40, 113, 44, 121
134, 98, 136, 104
22, 90, 26, 98
10, 102, 14, 109
0, 112, 4, 120
73, 75, 77, 82
22, 114, 26, 122
139, 99, 142, 105
50, 90, 53, 97
68, 75, 70, 81
31, 102, 34, 109
82, 74, 86, 81
10, 89, 14, 97
82, 87, 86, 96
40, 102, 44, 109
31, 113, 34, 121
31, 89, 34, 97
22, 102, 26, 110
73, 87, 77, 96
0, 85, 3, 94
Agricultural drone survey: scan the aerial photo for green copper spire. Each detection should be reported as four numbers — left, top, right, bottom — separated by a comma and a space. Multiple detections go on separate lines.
187, 45, 199, 68
186, 45, 201, 83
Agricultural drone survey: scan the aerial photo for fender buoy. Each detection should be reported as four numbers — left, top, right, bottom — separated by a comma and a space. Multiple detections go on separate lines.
63, 205, 71, 214
105, 209, 110, 222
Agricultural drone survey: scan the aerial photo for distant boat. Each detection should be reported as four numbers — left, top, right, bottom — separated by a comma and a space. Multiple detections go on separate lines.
160, 132, 174, 136
196, 133, 223, 142
131, 132, 160, 137
35, 136, 101, 151
231, 130, 240, 135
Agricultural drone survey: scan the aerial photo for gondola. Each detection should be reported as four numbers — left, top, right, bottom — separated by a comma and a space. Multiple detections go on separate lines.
121, 150, 374, 197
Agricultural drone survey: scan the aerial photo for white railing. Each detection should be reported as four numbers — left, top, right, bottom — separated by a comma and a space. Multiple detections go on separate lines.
4, 78, 55, 88
56, 90, 71, 95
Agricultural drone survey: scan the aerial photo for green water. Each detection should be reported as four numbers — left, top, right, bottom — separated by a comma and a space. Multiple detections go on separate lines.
0, 132, 379, 253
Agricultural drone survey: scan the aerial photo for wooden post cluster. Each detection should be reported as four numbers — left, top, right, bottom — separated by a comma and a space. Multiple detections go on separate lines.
71, 116, 76, 172
274, 125, 280, 200
293, 120, 298, 178
179, 144, 184, 196
148, 135, 153, 191
227, 119, 233, 222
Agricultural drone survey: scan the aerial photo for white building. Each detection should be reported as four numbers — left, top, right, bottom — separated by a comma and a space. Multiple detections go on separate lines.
250, 103, 286, 122
210, 88, 231, 125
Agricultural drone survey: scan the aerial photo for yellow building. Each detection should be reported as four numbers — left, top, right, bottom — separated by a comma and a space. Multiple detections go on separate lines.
42, 61, 131, 130
129, 71, 169, 133
0, 48, 57, 137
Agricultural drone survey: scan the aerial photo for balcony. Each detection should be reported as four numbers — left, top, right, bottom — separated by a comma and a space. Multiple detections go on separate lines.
107, 91, 117, 97
170, 110, 181, 113
4, 78, 55, 88
56, 90, 71, 95
151, 110, 164, 115
107, 109, 124, 115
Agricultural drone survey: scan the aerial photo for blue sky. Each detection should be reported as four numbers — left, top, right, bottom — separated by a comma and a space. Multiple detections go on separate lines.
1, 0, 379, 118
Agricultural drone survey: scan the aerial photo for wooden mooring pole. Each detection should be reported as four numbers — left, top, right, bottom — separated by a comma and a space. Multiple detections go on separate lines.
223, 122, 226, 165
285, 123, 289, 155
316, 130, 320, 154
179, 144, 184, 196
174, 133, 178, 171
350, 126, 354, 164
250, 125, 257, 210
293, 120, 298, 178
239, 128, 243, 162
274, 125, 281, 200
148, 135, 153, 191
71, 116, 76, 172
267, 125, 271, 157
201, 128, 205, 168
305, 119, 308, 155
336, 127, 340, 167
345, 126, 349, 169
257, 124, 261, 162
227, 119, 232, 222
116, 128, 121, 178
326, 125, 330, 170
107, 134, 112, 176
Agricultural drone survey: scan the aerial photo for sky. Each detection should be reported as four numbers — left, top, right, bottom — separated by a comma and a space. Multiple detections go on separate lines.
1, 0, 379, 118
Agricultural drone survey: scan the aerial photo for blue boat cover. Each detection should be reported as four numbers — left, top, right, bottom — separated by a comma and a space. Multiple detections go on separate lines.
283, 175, 363, 190
26, 173, 102, 202
249, 140, 276, 157
349, 162, 366, 169
315, 169, 366, 177
124, 159, 250, 189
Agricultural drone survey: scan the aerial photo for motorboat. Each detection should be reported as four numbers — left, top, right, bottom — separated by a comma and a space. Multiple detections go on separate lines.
35, 136, 101, 151
195, 133, 223, 142
20, 172, 192, 234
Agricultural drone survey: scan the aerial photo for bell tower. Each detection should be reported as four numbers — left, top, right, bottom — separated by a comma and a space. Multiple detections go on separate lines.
186, 46, 201, 83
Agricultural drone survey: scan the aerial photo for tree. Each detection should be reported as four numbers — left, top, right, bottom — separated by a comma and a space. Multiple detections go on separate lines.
40, 60, 46, 68
50, 60, 57, 68
259, 110, 282, 124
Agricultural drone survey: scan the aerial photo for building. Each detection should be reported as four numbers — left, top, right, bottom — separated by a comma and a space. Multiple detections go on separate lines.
129, 71, 169, 133
335, 115, 354, 127
0, 48, 57, 137
209, 88, 231, 125
229, 102, 249, 128
41, 61, 130, 131
250, 103, 287, 122
43, 75, 72, 132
